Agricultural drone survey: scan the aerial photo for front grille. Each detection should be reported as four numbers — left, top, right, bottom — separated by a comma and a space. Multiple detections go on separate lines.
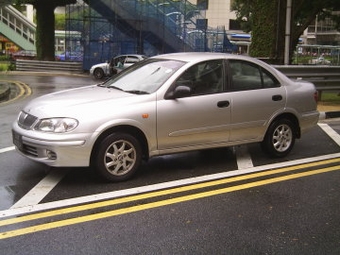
18, 111, 38, 130
22, 144, 38, 157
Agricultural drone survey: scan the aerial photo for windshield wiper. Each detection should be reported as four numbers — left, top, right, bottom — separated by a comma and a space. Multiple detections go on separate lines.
97, 83, 123, 91
109, 85, 124, 91
125, 90, 149, 95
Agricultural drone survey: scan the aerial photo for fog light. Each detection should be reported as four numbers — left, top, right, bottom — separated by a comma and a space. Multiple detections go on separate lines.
46, 150, 57, 160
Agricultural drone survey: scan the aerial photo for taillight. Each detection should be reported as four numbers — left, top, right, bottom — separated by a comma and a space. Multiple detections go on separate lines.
314, 91, 319, 102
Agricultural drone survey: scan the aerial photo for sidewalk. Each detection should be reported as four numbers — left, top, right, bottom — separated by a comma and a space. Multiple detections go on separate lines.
317, 102, 340, 119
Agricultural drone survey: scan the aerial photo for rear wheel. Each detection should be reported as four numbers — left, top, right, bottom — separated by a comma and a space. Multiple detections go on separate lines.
261, 119, 296, 158
93, 68, 105, 79
93, 133, 142, 182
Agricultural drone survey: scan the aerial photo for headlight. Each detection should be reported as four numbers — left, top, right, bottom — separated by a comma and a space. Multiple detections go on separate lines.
34, 118, 78, 133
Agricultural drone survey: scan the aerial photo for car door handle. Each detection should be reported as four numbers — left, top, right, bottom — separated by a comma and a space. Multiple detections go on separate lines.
217, 101, 230, 108
272, 95, 283, 101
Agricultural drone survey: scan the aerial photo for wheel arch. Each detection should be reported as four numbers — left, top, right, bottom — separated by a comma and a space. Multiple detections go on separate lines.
90, 125, 149, 165
270, 113, 301, 139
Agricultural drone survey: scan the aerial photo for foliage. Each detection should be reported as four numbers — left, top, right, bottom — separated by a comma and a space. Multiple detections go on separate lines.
320, 92, 340, 103
0, 55, 11, 61
55, 13, 65, 30
232, 0, 340, 64
0, 63, 8, 71
0, 62, 15, 71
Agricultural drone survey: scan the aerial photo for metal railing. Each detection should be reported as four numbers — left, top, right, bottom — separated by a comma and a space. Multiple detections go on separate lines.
14, 60, 340, 95
15, 59, 83, 73
275, 65, 340, 97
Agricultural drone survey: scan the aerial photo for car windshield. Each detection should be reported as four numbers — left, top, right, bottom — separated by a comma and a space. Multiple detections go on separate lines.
100, 59, 185, 94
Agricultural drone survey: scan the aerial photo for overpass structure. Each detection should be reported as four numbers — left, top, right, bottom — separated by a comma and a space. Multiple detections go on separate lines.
1, 0, 236, 70
67, 0, 236, 70
0, 5, 36, 51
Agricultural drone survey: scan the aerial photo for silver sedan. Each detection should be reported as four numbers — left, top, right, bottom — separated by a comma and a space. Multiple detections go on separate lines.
12, 53, 319, 181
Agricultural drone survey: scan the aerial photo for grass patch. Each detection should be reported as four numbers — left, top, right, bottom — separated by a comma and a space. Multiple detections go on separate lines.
320, 92, 340, 104
0, 61, 15, 71
0, 63, 9, 71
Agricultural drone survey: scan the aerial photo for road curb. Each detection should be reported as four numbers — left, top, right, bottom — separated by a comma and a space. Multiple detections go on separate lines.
325, 111, 340, 119
0, 83, 10, 101
1, 70, 89, 78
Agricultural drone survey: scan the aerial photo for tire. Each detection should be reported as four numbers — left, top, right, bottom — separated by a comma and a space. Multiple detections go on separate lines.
93, 133, 142, 182
93, 68, 105, 79
261, 119, 296, 158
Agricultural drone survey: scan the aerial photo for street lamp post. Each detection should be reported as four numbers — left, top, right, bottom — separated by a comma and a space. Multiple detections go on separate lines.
284, 0, 292, 65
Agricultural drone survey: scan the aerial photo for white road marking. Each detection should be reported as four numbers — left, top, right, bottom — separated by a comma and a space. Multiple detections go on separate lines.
0, 146, 67, 209
235, 145, 254, 169
0, 123, 339, 217
318, 123, 340, 146
1, 152, 339, 219
9, 170, 68, 209
0, 146, 15, 153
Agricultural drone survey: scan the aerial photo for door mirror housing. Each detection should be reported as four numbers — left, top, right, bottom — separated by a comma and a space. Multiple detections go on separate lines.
165, 85, 191, 99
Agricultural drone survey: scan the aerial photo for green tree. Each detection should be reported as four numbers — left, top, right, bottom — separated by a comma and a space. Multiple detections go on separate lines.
1, 0, 76, 60
232, 0, 340, 64
55, 13, 66, 30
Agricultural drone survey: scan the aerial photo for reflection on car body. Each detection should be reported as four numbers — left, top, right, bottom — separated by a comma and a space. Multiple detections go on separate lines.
12, 52, 319, 182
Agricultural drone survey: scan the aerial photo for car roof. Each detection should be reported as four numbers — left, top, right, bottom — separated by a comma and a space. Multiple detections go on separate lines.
151, 52, 262, 63
151, 52, 291, 83
114, 54, 146, 58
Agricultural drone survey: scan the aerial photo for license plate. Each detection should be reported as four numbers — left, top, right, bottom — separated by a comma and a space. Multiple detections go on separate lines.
12, 131, 23, 151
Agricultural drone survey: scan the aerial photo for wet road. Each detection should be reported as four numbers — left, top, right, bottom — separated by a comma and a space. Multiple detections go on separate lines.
0, 73, 340, 254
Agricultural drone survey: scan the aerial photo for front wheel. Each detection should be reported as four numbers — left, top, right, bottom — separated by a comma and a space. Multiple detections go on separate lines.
93, 133, 142, 182
93, 68, 105, 79
261, 119, 296, 158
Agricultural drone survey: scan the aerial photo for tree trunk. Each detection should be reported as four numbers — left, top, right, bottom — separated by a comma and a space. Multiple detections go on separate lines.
34, 3, 56, 61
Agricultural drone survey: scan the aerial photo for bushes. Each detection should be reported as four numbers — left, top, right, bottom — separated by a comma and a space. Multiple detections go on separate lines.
0, 63, 8, 71
0, 55, 14, 71
0, 55, 11, 61
0, 61, 15, 71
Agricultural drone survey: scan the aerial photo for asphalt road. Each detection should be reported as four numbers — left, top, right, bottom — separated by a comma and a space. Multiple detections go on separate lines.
0, 73, 339, 255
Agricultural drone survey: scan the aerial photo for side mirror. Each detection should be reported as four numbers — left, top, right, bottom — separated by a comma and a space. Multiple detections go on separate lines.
165, 85, 191, 99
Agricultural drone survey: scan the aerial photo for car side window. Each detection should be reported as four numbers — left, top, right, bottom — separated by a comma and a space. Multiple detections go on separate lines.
126, 56, 139, 64
114, 56, 126, 67
175, 60, 224, 97
229, 60, 280, 91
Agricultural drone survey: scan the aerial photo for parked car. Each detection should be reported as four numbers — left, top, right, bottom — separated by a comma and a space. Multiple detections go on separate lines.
11, 50, 36, 60
12, 52, 319, 182
311, 56, 331, 65
89, 54, 147, 79
55, 51, 83, 62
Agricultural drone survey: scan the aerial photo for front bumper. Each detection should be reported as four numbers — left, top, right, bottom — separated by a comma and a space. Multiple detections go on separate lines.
12, 122, 95, 167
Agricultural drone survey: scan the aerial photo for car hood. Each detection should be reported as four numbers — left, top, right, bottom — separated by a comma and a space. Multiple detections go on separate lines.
23, 85, 150, 118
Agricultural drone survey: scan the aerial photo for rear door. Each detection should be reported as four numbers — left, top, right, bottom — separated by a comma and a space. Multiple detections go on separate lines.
227, 59, 286, 142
